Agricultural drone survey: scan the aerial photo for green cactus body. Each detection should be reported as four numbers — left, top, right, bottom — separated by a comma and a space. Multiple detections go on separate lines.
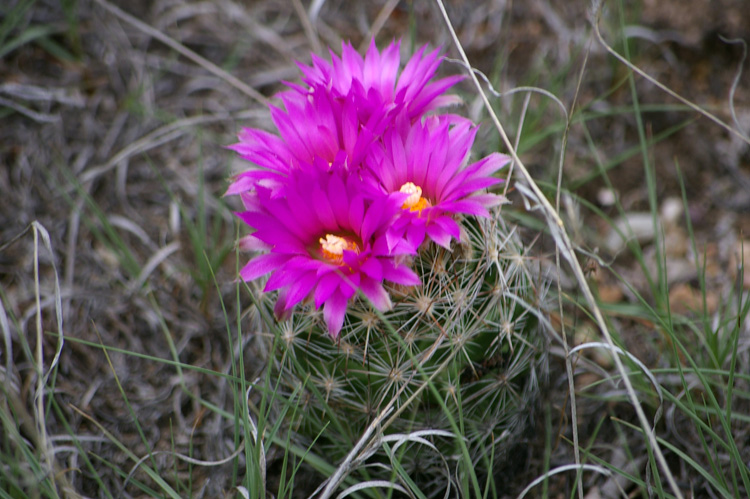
268, 213, 548, 496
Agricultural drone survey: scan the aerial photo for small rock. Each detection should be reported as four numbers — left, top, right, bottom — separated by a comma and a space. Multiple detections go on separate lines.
604, 212, 657, 253
668, 282, 718, 314
597, 283, 623, 304
664, 226, 688, 259
597, 187, 617, 206
660, 197, 684, 226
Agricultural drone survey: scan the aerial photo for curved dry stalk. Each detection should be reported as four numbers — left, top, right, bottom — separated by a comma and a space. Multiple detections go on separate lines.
358, 0, 401, 53
719, 35, 749, 141
433, 1, 684, 498
0, 222, 73, 497
123, 444, 245, 493
312, 404, 394, 499
292, 0, 323, 55
516, 464, 624, 499
32, 222, 66, 460
591, 1, 749, 146
336, 480, 410, 499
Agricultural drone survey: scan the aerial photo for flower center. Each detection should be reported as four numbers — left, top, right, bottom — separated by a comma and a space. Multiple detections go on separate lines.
319, 234, 359, 264
399, 182, 431, 213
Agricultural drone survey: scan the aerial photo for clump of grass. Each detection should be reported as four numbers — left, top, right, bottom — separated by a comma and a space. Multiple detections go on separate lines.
509, 0, 750, 496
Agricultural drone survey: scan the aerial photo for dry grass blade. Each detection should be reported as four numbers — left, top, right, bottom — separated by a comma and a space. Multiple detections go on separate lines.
122, 444, 245, 493
0, 95, 60, 123
32, 222, 65, 465
313, 405, 394, 499
570, 341, 665, 434
292, 0, 322, 55
127, 241, 180, 292
516, 464, 623, 499
434, 1, 684, 497
0, 298, 11, 376
569, 342, 664, 405
91, 0, 268, 106
357, 0, 401, 53
308, 0, 327, 26
719, 35, 749, 140
336, 480, 410, 499
382, 430, 456, 499
439, 61, 570, 120
0, 222, 76, 496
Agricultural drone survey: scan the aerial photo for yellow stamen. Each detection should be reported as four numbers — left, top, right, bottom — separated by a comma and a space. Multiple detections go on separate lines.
399, 182, 431, 213
319, 234, 359, 264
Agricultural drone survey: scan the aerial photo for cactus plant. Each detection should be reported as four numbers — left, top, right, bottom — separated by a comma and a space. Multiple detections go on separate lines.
270, 213, 547, 496
228, 39, 548, 495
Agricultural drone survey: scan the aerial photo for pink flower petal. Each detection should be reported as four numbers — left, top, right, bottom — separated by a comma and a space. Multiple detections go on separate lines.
382, 261, 421, 286
311, 185, 338, 229
359, 256, 383, 281
274, 290, 293, 321
283, 270, 319, 309
359, 277, 392, 311
240, 253, 291, 281
323, 290, 348, 338
348, 194, 365, 234
432, 216, 461, 241
426, 223, 452, 249
238, 235, 270, 252
314, 272, 342, 308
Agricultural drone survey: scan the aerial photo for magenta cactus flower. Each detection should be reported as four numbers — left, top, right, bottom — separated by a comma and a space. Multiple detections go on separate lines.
228, 40, 462, 200
297, 39, 463, 124
226, 88, 373, 198
364, 115, 510, 250
235, 169, 420, 338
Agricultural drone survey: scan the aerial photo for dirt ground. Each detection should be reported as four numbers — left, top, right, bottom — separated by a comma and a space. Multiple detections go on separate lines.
1, 0, 749, 497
